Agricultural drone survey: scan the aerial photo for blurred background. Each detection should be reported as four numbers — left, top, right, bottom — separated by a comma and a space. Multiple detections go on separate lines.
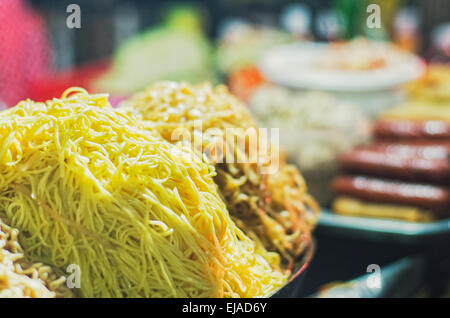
1, 0, 448, 106
27, 0, 450, 67
0, 0, 449, 297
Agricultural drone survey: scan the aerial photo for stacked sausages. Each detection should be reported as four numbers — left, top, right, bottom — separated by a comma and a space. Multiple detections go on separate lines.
332, 118, 450, 222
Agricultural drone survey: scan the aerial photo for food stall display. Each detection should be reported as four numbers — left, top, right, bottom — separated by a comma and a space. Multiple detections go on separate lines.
0, 0, 448, 299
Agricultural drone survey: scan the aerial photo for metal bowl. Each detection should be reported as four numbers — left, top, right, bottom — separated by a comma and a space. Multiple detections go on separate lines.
270, 241, 315, 298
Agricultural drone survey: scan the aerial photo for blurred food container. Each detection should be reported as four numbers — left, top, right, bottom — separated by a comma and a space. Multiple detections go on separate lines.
94, 7, 216, 96
249, 85, 370, 206
216, 20, 293, 75
258, 38, 426, 117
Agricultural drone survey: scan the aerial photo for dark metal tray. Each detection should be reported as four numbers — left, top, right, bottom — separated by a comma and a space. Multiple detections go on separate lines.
317, 209, 450, 245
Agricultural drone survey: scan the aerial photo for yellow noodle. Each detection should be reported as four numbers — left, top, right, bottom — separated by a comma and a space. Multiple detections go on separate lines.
121, 82, 320, 264
0, 88, 286, 298
0, 218, 71, 298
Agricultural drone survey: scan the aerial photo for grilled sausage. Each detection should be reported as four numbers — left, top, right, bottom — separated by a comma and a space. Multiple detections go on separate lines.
374, 120, 450, 140
332, 175, 450, 215
339, 146, 450, 184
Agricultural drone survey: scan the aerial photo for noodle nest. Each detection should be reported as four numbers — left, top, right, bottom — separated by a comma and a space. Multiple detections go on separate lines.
0, 88, 287, 298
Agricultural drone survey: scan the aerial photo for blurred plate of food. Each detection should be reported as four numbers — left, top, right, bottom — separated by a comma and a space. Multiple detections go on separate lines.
258, 38, 426, 92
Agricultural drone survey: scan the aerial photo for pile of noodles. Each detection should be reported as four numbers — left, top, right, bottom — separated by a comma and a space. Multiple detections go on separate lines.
0, 218, 72, 298
121, 82, 320, 266
0, 87, 286, 298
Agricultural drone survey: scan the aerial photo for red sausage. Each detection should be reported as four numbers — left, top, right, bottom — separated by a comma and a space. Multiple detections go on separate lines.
357, 142, 450, 159
332, 175, 450, 214
374, 120, 450, 140
339, 147, 450, 184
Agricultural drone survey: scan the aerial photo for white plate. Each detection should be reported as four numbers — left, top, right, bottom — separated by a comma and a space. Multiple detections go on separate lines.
258, 42, 426, 92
